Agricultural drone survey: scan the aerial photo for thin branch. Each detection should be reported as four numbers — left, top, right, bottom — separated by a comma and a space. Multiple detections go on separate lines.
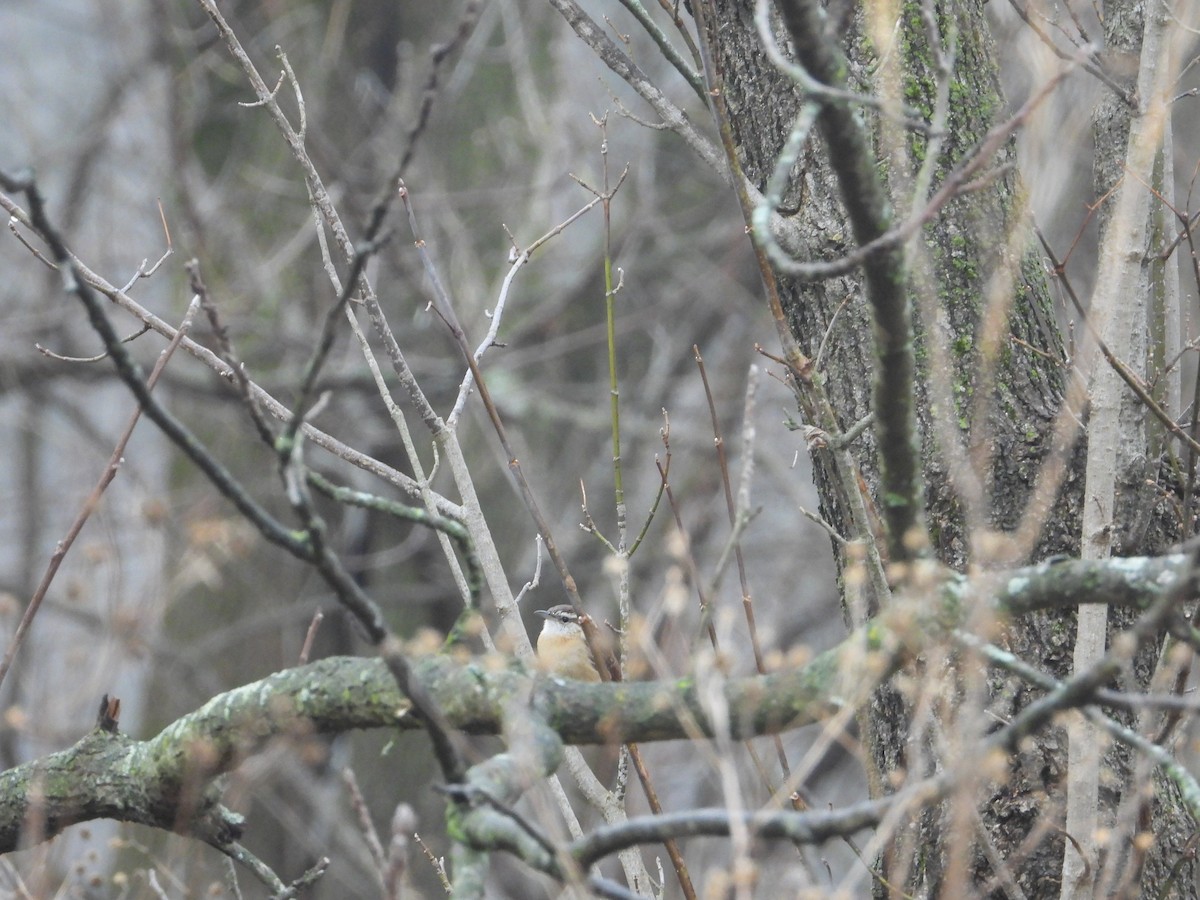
1035, 224, 1200, 457
0, 186, 462, 518
616, 0, 706, 98
1003, 0, 1137, 105
0, 293, 200, 692
398, 1, 486, 175
546, 0, 729, 179
570, 801, 891, 866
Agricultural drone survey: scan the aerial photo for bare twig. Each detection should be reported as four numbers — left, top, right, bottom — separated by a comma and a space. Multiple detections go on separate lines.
0, 293, 200, 691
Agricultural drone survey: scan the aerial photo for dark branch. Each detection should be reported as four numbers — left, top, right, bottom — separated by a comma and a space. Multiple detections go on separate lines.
774, 0, 927, 563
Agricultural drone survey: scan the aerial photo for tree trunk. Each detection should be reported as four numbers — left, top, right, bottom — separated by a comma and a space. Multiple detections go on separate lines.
707, 0, 1194, 894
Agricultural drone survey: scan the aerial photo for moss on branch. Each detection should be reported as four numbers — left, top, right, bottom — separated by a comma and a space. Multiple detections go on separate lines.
0, 552, 1187, 853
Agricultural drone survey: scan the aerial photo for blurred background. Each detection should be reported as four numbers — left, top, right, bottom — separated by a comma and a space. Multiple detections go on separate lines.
0, 0, 1196, 897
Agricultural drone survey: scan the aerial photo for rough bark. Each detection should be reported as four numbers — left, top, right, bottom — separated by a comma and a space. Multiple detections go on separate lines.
707, 0, 1193, 894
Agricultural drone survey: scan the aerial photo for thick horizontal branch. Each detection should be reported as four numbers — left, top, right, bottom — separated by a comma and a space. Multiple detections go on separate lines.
0, 552, 1187, 853
986, 553, 1187, 617
0, 652, 834, 852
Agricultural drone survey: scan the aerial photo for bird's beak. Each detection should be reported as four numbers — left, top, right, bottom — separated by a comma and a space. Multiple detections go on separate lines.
534, 609, 550, 619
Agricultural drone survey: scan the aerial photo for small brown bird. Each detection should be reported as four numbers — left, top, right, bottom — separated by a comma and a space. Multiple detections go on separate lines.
534, 605, 601, 682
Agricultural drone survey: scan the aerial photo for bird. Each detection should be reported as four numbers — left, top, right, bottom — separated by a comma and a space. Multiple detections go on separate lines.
534, 604, 602, 682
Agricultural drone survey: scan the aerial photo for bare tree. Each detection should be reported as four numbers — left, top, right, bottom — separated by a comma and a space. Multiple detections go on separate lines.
0, 0, 1199, 897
